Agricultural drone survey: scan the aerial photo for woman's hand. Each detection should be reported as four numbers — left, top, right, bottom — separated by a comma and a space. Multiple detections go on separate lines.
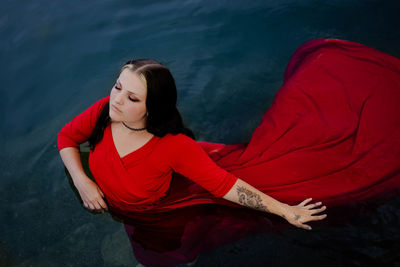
221, 179, 327, 230
281, 198, 327, 230
74, 176, 108, 213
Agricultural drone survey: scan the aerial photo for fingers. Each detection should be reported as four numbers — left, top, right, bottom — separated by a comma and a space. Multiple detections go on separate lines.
98, 188, 105, 198
84, 203, 105, 213
299, 197, 313, 206
291, 206, 327, 230
306, 202, 327, 219
298, 224, 312, 230
98, 199, 108, 212
310, 205, 326, 215
308, 214, 327, 221
83, 198, 108, 213
305, 201, 322, 209
87, 202, 95, 211
302, 207, 327, 222
290, 200, 328, 230
93, 201, 104, 212
96, 188, 108, 211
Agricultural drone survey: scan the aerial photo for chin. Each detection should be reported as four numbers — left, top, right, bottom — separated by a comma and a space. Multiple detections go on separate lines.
109, 111, 122, 121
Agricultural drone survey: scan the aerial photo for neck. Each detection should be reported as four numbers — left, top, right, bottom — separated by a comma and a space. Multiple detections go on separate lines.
122, 121, 146, 131
118, 121, 149, 135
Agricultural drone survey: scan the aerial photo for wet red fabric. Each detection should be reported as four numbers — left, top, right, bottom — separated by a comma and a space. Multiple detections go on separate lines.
57, 97, 238, 203
59, 38, 400, 267
118, 39, 400, 266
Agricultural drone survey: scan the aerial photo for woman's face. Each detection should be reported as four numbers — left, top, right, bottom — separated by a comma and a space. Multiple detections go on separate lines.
109, 68, 148, 127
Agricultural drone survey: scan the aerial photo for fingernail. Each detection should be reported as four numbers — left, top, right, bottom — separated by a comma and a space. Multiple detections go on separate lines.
309, 227, 312, 230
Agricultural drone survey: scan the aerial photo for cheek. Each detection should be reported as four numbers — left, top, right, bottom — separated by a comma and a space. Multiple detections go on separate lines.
127, 103, 147, 116
110, 88, 117, 101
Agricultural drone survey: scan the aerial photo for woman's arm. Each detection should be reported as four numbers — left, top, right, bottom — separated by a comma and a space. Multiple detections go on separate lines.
222, 178, 327, 230
60, 147, 108, 213
57, 97, 110, 212
166, 134, 327, 230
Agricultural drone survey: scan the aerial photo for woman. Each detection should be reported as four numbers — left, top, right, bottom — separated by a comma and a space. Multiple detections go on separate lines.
58, 38, 400, 266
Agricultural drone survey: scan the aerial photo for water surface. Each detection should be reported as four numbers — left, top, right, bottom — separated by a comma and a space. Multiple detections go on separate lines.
1, 0, 399, 266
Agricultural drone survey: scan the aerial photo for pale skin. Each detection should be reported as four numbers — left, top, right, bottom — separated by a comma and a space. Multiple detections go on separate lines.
59, 69, 327, 230
222, 179, 326, 230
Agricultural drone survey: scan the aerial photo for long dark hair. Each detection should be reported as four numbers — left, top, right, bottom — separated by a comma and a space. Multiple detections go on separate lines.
88, 59, 195, 151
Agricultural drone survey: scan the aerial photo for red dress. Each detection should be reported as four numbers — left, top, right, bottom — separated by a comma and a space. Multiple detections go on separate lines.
57, 38, 400, 266
57, 95, 238, 206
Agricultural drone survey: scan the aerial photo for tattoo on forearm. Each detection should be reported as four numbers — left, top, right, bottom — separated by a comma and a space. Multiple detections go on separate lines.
236, 186, 270, 213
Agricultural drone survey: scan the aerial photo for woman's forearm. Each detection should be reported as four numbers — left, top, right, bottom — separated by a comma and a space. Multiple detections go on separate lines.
59, 147, 108, 212
222, 178, 287, 217
59, 147, 90, 186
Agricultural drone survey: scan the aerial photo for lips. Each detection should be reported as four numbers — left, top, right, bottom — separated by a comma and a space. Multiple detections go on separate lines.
112, 104, 122, 113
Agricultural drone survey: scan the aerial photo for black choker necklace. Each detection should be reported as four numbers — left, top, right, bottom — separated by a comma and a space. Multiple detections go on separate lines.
122, 122, 146, 131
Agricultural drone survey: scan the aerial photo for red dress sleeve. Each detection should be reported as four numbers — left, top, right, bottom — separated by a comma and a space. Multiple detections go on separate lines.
168, 134, 238, 197
57, 96, 110, 151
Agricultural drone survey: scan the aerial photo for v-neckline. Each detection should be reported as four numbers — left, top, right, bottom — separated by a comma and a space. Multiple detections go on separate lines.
108, 123, 157, 161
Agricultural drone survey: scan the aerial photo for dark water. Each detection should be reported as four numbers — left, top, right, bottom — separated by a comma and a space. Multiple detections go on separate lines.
1, 0, 400, 266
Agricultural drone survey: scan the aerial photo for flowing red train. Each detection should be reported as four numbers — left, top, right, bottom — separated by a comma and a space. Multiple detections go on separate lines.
107, 38, 400, 266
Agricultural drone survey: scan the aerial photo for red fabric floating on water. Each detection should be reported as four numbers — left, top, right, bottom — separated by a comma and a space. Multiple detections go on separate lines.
109, 38, 400, 266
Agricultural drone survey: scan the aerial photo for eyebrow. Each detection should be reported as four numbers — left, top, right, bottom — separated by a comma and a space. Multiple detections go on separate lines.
116, 80, 139, 96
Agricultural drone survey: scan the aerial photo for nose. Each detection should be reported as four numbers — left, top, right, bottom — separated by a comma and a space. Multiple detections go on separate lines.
114, 92, 124, 105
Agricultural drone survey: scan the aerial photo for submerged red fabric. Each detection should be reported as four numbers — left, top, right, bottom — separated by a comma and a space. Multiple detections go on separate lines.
60, 38, 400, 266
119, 39, 400, 266
57, 96, 238, 204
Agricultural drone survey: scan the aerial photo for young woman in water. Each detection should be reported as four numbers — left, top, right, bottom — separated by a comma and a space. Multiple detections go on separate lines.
57, 38, 400, 266
58, 59, 327, 233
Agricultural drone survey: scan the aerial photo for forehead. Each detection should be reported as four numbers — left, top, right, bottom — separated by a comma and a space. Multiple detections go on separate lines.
117, 69, 147, 98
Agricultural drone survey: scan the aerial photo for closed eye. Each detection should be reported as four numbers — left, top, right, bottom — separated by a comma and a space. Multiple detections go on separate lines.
115, 85, 139, 102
